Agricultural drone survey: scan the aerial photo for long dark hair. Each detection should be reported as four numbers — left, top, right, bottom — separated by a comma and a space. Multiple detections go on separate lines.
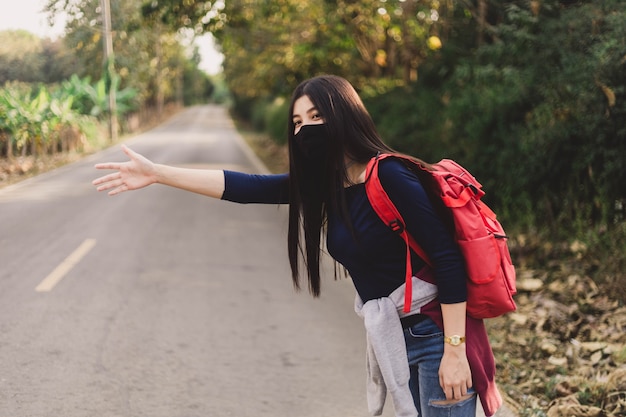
286, 75, 397, 297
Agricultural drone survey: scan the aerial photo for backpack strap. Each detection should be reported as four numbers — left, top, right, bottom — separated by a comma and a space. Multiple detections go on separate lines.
364, 153, 432, 313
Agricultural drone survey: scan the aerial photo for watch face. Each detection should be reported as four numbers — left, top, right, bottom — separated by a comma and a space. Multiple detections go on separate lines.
445, 335, 465, 345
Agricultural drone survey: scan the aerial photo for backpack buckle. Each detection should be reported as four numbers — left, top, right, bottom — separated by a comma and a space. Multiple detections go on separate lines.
389, 219, 405, 233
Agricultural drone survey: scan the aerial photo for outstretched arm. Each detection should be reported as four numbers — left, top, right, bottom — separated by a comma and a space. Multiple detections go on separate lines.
92, 145, 225, 198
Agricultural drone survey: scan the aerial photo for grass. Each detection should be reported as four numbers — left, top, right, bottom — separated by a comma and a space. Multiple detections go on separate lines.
233, 117, 289, 174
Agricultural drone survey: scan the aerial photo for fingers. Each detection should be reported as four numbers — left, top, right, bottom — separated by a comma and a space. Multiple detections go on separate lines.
92, 173, 128, 196
94, 162, 121, 172
441, 385, 469, 401
94, 145, 135, 170
107, 183, 128, 196
94, 178, 121, 193
92, 146, 131, 191
440, 376, 472, 400
92, 145, 140, 196
92, 172, 120, 186
443, 385, 459, 401
121, 144, 134, 158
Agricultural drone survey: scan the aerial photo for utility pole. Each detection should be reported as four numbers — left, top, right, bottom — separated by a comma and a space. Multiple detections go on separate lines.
101, 0, 118, 142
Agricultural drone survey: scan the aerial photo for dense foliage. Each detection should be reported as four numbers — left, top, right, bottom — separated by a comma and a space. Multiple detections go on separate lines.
195, 0, 626, 298
401, 3, 623, 300
0, 0, 216, 157
0, 76, 135, 158
211, 0, 448, 99
368, 0, 626, 232
0, 31, 78, 84
43, 0, 214, 109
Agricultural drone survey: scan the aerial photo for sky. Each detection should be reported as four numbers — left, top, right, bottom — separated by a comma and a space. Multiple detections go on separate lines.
0, 0, 223, 75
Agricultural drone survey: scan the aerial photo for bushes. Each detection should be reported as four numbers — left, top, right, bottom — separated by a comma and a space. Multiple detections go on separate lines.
0, 75, 139, 159
234, 96, 290, 145
368, 0, 625, 235
264, 98, 289, 145
363, 0, 626, 298
0, 82, 98, 158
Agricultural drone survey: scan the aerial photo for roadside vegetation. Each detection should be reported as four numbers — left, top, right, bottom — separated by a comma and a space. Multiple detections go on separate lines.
1, 0, 624, 415
0, 23, 221, 186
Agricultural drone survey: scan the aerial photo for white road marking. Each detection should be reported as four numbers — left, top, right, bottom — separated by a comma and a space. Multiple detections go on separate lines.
35, 239, 97, 292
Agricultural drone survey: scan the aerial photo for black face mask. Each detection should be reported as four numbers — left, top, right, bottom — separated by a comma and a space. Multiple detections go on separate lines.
292, 123, 331, 205
294, 124, 329, 160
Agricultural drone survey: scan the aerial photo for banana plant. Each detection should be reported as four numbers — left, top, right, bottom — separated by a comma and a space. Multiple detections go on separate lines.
0, 75, 135, 159
60, 74, 138, 119
18, 86, 50, 157
0, 97, 12, 159
0, 85, 34, 157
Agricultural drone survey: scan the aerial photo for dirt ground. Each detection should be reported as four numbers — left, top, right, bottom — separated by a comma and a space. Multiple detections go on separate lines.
487, 266, 626, 417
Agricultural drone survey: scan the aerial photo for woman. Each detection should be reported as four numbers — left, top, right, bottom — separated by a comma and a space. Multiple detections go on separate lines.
93, 75, 501, 417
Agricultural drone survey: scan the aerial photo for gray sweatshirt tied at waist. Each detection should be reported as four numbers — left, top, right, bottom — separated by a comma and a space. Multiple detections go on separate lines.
355, 276, 438, 417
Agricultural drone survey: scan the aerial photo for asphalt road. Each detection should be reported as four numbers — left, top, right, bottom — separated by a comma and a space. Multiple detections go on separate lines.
0, 105, 396, 417
0, 105, 514, 417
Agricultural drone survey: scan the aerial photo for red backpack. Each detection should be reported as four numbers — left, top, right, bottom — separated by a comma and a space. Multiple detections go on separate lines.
364, 153, 517, 319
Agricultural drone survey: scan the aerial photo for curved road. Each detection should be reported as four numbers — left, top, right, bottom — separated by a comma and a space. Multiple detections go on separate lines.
0, 105, 394, 417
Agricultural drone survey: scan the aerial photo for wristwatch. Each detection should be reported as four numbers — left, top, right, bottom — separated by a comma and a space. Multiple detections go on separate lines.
444, 335, 466, 346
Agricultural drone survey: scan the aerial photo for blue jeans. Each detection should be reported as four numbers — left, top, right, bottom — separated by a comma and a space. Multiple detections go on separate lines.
403, 318, 477, 417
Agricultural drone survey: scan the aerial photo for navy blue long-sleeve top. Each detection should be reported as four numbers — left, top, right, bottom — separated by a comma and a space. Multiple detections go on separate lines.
221, 158, 467, 304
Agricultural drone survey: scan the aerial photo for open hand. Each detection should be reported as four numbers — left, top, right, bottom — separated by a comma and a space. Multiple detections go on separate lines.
92, 145, 157, 196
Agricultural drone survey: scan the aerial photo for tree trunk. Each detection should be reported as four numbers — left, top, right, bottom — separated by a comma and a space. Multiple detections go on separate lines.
155, 26, 164, 117
2, 133, 13, 160
477, 0, 487, 46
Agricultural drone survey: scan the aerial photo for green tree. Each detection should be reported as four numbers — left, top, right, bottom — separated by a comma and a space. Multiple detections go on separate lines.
139, 0, 446, 102
44, 0, 195, 110
369, 0, 626, 235
0, 31, 46, 84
